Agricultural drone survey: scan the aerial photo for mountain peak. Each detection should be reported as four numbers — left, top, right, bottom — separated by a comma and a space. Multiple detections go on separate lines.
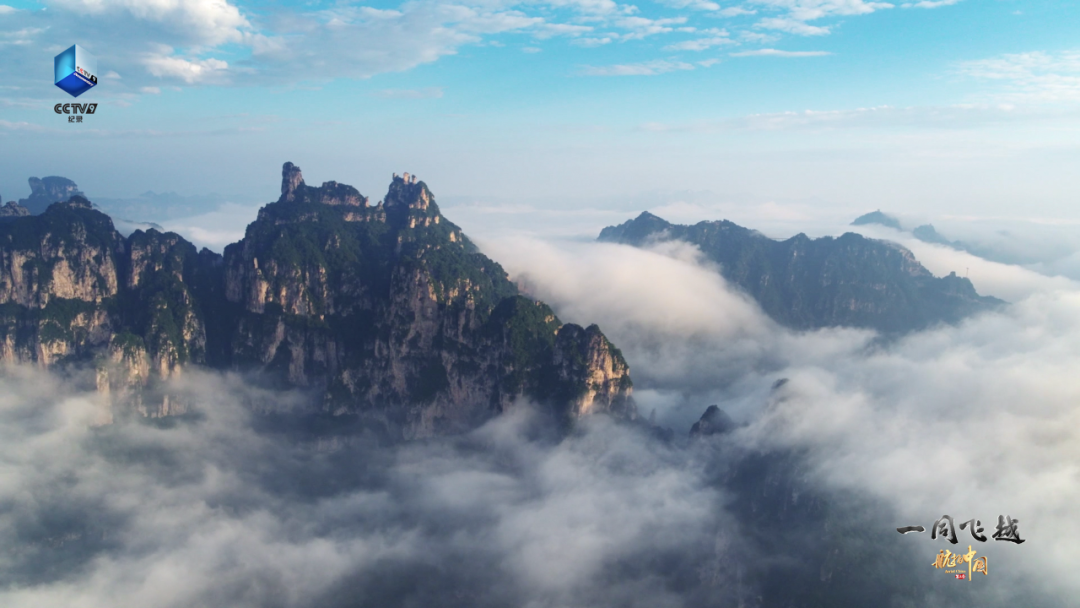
1, 164, 635, 437
276, 162, 368, 207
19, 175, 84, 215
598, 210, 673, 243
384, 172, 435, 227
851, 210, 902, 231
281, 162, 305, 201
599, 214, 1003, 333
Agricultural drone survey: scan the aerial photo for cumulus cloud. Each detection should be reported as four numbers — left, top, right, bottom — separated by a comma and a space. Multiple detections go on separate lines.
52, 0, 248, 42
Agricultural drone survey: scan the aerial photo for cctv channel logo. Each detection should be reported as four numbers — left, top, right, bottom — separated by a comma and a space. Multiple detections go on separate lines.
55, 44, 98, 97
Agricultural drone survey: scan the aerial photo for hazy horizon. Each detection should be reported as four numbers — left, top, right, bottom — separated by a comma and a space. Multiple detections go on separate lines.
3, 0, 1080, 222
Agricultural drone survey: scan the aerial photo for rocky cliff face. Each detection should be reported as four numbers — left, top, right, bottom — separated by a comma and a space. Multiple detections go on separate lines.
0, 196, 224, 418
599, 212, 1003, 333
0, 202, 30, 218
221, 164, 633, 437
0, 197, 121, 367
0, 164, 634, 437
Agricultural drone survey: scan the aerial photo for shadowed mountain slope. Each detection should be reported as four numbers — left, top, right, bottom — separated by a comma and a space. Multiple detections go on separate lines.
600, 212, 1002, 333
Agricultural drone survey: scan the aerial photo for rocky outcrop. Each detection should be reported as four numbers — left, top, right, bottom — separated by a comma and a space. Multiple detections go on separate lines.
599, 212, 1003, 333
18, 176, 84, 215
0, 196, 224, 417
551, 324, 634, 419
221, 163, 634, 438
0, 196, 121, 309
690, 405, 735, 438
0, 202, 29, 218
0, 164, 636, 437
278, 162, 368, 207
851, 210, 902, 231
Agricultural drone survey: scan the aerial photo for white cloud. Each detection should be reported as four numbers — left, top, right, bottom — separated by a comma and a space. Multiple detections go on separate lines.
740, 30, 778, 42
658, 0, 722, 11
580, 59, 696, 76
539, 0, 632, 16
666, 38, 722, 51
849, 225, 1080, 302
48, 0, 249, 45
143, 52, 229, 84
481, 227, 1080, 602
958, 50, 1080, 102
0, 367, 741, 608
735, 288, 1080, 599
730, 48, 831, 56
0, 5, 17, 14
243, 3, 550, 83
755, 16, 831, 35
0, 0, 980, 98
751, 0, 894, 21
533, 22, 594, 38
749, 0, 893, 36
0, 25, 44, 46
614, 16, 689, 39
664, 33, 735, 51
902, 0, 962, 7
719, 6, 757, 15
573, 36, 613, 47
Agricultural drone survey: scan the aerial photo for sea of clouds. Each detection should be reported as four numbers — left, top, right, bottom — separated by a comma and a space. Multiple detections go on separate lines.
2, 201, 1078, 606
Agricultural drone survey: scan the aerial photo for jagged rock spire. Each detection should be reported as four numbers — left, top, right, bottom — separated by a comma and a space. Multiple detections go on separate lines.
384, 172, 434, 228
281, 162, 305, 202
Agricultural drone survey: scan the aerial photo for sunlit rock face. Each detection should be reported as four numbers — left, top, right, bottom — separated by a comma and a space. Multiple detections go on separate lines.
600, 211, 1003, 333
224, 163, 633, 438
0, 163, 635, 437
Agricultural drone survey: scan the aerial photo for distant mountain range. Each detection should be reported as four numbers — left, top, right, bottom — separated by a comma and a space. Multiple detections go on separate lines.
599, 211, 1003, 333
851, 209, 1039, 268
0, 163, 634, 438
2, 175, 230, 222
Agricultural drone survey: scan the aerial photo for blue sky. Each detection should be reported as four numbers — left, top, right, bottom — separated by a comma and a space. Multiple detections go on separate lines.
2, 0, 1080, 224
